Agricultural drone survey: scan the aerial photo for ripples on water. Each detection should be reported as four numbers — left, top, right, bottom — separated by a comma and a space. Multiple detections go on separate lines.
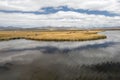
0, 31, 120, 80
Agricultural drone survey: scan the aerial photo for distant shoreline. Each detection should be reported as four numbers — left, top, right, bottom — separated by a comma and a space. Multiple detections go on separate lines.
0, 27, 120, 31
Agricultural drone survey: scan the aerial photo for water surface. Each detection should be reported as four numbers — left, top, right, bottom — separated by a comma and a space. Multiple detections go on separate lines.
0, 31, 120, 80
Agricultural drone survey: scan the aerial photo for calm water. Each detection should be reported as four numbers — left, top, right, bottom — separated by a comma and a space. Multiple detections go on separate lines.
0, 31, 120, 80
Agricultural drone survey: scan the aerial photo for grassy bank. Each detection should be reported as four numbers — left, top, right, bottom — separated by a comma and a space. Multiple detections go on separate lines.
0, 30, 106, 41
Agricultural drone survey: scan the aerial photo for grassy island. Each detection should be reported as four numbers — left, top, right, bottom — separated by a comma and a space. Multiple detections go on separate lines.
0, 30, 106, 41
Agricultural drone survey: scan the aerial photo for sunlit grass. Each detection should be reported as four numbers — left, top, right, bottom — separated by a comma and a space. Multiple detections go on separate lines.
0, 30, 106, 41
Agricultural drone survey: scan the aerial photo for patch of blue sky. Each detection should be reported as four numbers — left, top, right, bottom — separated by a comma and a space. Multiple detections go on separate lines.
0, 6, 119, 17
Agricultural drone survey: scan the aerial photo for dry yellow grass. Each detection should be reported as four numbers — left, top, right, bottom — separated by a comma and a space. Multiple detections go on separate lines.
0, 30, 106, 41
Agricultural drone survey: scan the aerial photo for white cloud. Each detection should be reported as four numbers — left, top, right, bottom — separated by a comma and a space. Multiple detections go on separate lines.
0, 0, 119, 28
0, 11, 119, 28
0, 0, 120, 14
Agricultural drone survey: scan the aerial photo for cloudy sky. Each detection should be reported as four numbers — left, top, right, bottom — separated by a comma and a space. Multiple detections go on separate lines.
0, 0, 120, 28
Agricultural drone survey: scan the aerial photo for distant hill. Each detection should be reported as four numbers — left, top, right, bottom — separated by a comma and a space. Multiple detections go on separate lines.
0, 26, 120, 30
0, 26, 23, 30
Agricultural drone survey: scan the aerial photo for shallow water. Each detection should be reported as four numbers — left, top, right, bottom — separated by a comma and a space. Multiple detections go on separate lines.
0, 31, 120, 80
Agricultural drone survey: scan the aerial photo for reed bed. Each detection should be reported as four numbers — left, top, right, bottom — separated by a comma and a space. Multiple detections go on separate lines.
0, 30, 106, 41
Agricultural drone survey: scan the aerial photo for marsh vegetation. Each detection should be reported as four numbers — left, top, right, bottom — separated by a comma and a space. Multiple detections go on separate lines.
0, 30, 106, 41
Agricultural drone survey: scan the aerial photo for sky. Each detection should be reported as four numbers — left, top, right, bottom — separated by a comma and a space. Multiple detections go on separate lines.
0, 0, 120, 28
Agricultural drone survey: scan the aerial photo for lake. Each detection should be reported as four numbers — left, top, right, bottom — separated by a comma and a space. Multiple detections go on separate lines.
0, 31, 120, 80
